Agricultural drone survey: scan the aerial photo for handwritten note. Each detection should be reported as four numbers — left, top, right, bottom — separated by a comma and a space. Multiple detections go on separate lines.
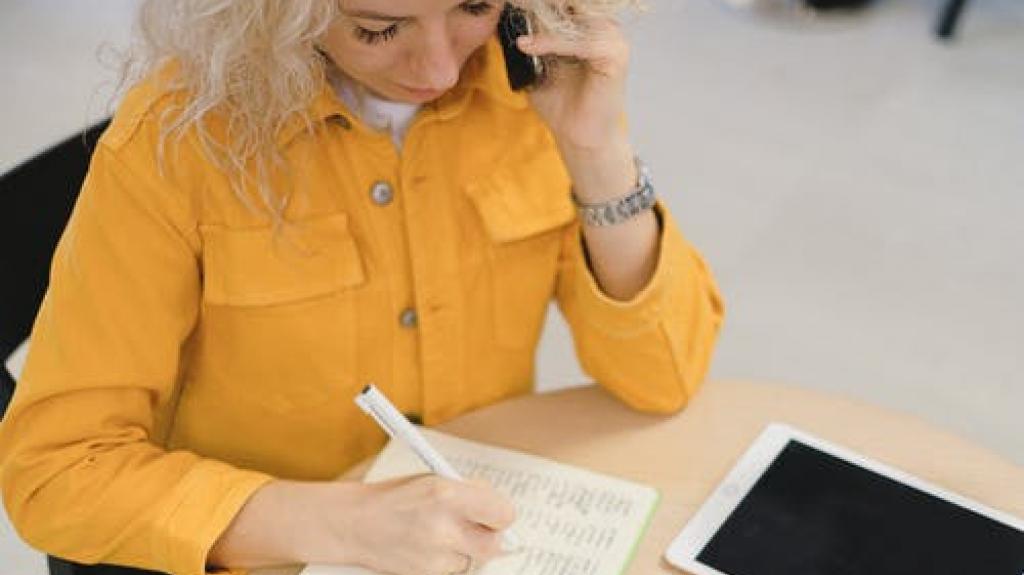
301, 428, 658, 575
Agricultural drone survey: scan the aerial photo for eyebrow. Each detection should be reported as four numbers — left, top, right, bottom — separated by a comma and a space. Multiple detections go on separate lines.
341, 9, 410, 22
341, 1, 480, 23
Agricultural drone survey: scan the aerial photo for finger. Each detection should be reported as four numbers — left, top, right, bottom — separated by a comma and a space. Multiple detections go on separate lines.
430, 550, 474, 575
516, 29, 628, 74
449, 480, 518, 530
517, 32, 590, 61
516, 17, 623, 54
457, 521, 506, 562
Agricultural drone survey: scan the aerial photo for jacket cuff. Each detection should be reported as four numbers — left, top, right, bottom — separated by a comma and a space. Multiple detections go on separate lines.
161, 461, 275, 575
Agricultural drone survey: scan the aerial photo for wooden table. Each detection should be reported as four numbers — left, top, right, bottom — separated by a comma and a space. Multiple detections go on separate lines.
259, 379, 1024, 574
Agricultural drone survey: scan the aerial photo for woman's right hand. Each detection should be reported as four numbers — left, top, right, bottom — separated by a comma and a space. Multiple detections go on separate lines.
335, 474, 518, 575
210, 475, 517, 574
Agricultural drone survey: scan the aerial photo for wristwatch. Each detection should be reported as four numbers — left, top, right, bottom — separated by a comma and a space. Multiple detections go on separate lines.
573, 156, 656, 227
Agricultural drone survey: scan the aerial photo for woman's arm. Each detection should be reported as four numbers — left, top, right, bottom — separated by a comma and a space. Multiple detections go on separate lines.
207, 480, 335, 568
560, 140, 660, 301
0, 139, 274, 575
208, 476, 516, 574
514, 16, 724, 412
514, 18, 661, 301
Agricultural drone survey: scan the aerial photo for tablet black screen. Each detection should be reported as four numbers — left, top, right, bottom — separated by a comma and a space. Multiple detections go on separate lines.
697, 440, 1024, 575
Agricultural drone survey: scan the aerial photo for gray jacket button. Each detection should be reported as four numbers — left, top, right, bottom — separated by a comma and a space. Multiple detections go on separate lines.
370, 181, 394, 206
399, 307, 418, 328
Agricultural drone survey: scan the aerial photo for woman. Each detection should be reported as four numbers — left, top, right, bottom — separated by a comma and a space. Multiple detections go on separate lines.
0, 1, 723, 574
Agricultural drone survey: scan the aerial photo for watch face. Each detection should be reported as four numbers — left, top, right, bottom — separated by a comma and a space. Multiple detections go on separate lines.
636, 158, 652, 186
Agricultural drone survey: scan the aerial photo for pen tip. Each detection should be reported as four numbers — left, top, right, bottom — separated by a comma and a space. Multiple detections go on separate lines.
361, 384, 371, 394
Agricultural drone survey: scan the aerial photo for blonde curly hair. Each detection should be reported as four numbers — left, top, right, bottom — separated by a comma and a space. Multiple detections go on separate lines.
118, 0, 643, 221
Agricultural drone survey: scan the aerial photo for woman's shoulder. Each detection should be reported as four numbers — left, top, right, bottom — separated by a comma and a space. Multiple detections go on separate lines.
96, 61, 229, 208
87, 63, 216, 226
100, 62, 191, 153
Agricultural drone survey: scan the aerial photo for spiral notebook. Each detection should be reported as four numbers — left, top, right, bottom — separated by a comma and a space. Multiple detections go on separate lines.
300, 428, 659, 575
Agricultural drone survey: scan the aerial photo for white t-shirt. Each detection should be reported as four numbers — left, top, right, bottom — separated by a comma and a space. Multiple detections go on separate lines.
328, 69, 421, 152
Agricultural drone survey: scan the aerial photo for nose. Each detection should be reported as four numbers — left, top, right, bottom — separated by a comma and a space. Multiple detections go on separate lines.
411, 22, 460, 92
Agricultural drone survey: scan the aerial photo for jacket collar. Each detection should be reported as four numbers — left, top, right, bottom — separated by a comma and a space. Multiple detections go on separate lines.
433, 35, 529, 119
278, 36, 528, 146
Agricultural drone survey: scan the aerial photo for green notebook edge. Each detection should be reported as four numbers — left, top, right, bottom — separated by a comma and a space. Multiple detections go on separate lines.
616, 485, 661, 575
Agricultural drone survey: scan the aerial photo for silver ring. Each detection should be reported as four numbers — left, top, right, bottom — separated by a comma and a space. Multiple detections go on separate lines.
454, 553, 474, 574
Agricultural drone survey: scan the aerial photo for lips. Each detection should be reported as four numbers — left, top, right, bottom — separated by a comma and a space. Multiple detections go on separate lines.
401, 85, 444, 99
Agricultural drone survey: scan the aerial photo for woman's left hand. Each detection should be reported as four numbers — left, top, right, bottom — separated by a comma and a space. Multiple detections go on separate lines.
515, 13, 631, 152
515, 10, 659, 303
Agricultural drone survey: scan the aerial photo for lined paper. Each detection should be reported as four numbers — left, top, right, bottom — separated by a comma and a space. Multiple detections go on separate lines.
301, 428, 658, 575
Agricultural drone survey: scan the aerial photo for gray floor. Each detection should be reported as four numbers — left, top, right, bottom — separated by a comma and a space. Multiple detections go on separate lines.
2, 0, 1022, 572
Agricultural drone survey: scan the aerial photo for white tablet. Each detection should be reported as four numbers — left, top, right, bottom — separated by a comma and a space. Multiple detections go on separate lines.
666, 423, 1024, 575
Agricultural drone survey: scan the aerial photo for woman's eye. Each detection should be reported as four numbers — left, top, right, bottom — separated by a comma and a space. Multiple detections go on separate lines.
460, 1, 495, 16
353, 23, 400, 45
352, 2, 493, 46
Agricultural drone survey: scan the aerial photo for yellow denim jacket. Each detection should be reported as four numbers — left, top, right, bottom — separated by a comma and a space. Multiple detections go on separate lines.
0, 37, 723, 575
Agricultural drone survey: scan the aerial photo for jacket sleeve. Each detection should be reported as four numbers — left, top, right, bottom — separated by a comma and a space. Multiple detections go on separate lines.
554, 202, 725, 413
0, 136, 273, 574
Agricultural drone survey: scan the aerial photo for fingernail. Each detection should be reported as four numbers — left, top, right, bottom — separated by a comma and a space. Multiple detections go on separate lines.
516, 35, 533, 48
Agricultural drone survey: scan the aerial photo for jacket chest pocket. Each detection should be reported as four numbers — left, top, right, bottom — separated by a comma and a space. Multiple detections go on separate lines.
201, 213, 365, 306
465, 157, 575, 349
193, 213, 366, 412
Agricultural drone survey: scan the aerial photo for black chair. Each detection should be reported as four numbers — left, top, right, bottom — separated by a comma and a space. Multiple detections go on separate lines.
0, 119, 164, 575
1, 120, 110, 418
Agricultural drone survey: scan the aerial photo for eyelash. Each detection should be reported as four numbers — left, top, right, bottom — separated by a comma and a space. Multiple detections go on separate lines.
353, 2, 495, 45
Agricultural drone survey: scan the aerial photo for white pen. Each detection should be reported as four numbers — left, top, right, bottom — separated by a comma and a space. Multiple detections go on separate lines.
355, 384, 523, 552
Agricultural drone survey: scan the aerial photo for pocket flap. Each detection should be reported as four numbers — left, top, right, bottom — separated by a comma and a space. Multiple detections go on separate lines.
200, 213, 365, 306
464, 149, 575, 243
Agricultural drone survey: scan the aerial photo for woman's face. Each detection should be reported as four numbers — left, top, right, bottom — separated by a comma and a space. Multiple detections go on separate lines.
322, 0, 506, 103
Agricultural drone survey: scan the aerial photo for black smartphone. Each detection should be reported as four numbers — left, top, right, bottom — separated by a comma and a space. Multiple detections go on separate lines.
497, 4, 546, 91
